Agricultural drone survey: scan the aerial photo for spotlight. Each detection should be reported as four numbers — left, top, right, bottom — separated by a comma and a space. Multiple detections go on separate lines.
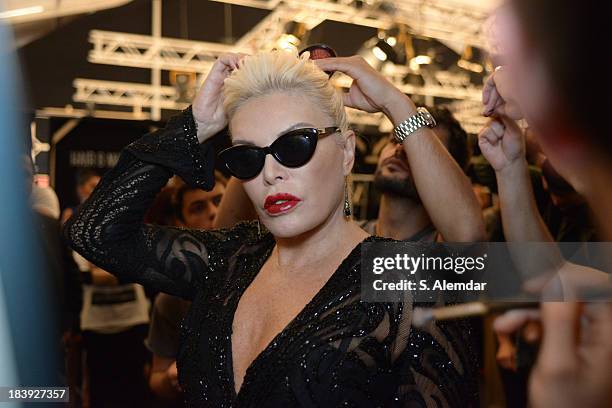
457, 46, 485, 73
278, 21, 309, 51
409, 55, 432, 71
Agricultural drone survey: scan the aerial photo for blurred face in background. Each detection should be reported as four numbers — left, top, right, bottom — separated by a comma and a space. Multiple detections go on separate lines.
373, 125, 455, 201
493, 2, 584, 189
179, 183, 225, 229
373, 137, 419, 200
494, 4, 551, 125
77, 175, 101, 203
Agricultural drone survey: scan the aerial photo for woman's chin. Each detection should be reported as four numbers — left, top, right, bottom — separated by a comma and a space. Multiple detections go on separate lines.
262, 216, 316, 239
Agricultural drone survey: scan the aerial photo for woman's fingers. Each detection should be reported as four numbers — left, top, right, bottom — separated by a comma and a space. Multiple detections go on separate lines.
314, 56, 371, 79
211, 53, 249, 74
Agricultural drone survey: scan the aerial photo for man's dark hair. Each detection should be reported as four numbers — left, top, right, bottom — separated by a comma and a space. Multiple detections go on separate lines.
173, 184, 199, 223
427, 106, 470, 171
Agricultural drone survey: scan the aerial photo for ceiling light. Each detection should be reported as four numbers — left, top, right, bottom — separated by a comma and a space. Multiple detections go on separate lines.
457, 59, 483, 73
372, 46, 388, 61
0, 6, 44, 20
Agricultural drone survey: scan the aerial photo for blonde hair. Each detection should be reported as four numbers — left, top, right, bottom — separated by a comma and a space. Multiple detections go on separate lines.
223, 50, 348, 132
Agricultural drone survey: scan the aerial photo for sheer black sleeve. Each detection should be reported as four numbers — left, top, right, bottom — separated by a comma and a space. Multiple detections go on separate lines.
64, 108, 236, 300
391, 300, 480, 407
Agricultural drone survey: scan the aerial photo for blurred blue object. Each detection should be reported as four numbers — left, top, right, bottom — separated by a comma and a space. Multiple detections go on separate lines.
0, 19, 60, 392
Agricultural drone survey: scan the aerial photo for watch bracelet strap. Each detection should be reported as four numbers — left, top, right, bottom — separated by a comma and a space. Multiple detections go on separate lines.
393, 111, 429, 143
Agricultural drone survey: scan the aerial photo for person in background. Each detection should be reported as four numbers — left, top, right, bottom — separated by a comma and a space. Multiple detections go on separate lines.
361, 105, 484, 242
31, 185, 61, 220
144, 178, 183, 227
174, 171, 226, 230
480, 1, 612, 406
146, 172, 226, 405
60, 169, 101, 225
30, 175, 83, 406
540, 159, 597, 244
64, 169, 152, 408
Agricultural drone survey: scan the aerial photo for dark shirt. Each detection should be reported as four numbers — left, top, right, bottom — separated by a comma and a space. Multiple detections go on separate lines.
65, 107, 479, 407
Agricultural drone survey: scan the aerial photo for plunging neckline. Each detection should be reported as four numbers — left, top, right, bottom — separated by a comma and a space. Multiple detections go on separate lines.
226, 235, 374, 399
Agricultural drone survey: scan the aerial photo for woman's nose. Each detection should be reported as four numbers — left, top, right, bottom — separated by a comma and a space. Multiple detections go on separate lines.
262, 154, 287, 185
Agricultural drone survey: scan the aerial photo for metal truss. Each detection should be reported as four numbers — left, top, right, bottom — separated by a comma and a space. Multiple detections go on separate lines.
72, 0, 488, 131
87, 0, 490, 72
88, 29, 231, 72
334, 72, 482, 102
445, 99, 488, 134
210, 0, 490, 48
72, 78, 189, 112
72, 76, 482, 128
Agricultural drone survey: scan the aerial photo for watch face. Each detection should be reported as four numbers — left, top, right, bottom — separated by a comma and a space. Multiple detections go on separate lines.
418, 108, 437, 127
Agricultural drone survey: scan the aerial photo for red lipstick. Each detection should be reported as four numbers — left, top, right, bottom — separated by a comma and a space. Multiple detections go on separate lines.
264, 193, 302, 215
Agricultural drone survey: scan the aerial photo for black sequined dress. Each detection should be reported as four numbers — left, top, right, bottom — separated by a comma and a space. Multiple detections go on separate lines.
65, 108, 479, 407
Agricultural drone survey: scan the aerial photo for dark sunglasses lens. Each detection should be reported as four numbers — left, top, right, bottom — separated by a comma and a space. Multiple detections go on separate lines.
274, 131, 317, 167
221, 147, 263, 179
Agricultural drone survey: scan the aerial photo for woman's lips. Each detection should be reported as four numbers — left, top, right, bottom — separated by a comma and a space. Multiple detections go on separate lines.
264, 193, 302, 216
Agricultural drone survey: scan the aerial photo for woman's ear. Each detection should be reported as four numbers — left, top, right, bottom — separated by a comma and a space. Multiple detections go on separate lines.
341, 129, 356, 176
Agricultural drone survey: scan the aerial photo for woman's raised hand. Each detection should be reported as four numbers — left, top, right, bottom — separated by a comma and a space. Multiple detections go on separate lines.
192, 53, 247, 143
314, 56, 417, 124
478, 115, 526, 173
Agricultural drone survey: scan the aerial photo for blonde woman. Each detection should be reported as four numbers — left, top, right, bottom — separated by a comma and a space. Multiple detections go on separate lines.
66, 50, 480, 407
